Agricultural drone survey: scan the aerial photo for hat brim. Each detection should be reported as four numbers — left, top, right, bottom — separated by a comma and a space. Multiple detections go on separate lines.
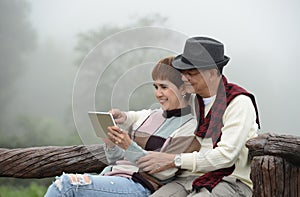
172, 54, 230, 70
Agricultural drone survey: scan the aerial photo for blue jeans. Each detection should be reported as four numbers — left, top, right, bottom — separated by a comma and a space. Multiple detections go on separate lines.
44, 173, 151, 197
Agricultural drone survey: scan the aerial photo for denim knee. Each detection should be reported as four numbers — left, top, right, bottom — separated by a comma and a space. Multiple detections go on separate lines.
44, 173, 92, 197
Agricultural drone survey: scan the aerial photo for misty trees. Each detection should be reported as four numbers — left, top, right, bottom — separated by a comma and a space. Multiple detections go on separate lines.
75, 14, 170, 109
0, 9, 177, 148
0, 1, 36, 109
71, 15, 190, 145
73, 14, 178, 114
0, 0, 36, 146
74, 14, 168, 65
0, 0, 36, 115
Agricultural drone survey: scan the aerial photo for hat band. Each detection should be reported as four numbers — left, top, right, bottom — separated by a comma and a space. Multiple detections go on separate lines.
181, 56, 217, 68
181, 56, 194, 66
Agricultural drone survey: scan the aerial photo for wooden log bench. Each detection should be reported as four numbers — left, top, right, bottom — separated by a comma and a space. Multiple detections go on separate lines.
0, 133, 299, 196
246, 133, 300, 197
0, 145, 108, 178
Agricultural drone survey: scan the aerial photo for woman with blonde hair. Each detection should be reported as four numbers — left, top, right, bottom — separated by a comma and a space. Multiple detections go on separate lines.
44, 56, 199, 197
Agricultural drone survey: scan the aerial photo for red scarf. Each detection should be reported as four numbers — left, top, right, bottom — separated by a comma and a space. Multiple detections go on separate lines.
192, 75, 260, 192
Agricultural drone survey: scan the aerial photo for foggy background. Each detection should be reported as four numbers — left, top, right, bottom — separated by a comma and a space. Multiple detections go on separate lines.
1, 0, 299, 150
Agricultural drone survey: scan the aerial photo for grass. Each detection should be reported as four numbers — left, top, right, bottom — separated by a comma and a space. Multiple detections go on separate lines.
0, 183, 47, 197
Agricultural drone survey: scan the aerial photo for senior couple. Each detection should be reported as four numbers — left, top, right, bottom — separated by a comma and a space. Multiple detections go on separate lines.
45, 36, 260, 197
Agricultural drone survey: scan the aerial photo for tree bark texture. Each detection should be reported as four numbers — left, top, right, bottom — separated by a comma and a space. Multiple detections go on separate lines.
0, 133, 299, 196
246, 133, 300, 197
246, 133, 300, 166
0, 145, 108, 178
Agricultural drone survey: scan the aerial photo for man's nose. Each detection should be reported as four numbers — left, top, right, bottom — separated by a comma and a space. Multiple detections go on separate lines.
181, 74, 190, 81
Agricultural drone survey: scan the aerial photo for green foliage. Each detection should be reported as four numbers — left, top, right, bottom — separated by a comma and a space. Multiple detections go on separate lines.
0, 115, 81, 148
0, 183, 47, 197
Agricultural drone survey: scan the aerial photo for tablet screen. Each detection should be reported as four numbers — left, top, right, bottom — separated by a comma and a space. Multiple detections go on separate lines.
88, 112, 116, 138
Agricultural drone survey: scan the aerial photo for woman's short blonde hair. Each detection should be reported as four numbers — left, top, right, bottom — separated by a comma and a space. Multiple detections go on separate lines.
151, 56, 183, 88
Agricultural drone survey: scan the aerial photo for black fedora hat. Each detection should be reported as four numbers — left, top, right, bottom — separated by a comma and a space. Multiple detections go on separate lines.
172, 37, 230, 71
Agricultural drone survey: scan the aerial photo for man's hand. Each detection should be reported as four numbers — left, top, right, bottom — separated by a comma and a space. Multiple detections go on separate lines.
137, 151, 176, 174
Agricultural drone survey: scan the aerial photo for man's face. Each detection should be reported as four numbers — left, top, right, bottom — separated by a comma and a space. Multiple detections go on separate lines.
180, 69, 211, 97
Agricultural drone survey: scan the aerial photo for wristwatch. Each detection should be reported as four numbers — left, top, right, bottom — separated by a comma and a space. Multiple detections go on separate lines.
174, 154, 182, 168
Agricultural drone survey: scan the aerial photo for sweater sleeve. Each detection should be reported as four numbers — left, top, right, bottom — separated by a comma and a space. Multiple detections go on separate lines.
104, 109, 151, 164
103, 144, 125, 164
124, 141, 148, 163
121, 109, 152, 130
181, 95, 258, 172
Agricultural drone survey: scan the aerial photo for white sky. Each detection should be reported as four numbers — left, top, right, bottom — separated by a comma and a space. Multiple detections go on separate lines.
22, 0, 300, 135
27, 0, 300, 47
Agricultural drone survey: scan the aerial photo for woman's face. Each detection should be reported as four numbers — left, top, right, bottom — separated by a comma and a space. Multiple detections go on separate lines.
153, 79, 184, 111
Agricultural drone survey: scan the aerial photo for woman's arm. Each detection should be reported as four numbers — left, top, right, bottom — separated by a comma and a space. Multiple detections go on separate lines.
103, 144, 124, 164
107, 126, 147, 163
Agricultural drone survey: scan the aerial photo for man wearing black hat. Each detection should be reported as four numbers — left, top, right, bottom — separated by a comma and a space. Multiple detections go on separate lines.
137, 37, 260, 196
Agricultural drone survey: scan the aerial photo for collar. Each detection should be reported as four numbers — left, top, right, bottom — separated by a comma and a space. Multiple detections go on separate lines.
162, 105, 191, 118
202, 95, 216, 106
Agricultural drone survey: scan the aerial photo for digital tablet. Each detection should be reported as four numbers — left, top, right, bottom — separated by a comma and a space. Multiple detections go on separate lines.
88, 111, 116, 138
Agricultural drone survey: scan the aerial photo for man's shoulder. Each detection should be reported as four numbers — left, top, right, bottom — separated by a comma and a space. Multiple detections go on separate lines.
229, 94, 253, 105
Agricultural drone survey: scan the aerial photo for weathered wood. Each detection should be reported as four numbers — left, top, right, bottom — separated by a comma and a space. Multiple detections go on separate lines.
0, 133, 299, 197
246, 133, 300, 166
250, 156, 300, 197
0, 145, 108, 178
248, 133, 300, 197
251, 156, 264, 195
